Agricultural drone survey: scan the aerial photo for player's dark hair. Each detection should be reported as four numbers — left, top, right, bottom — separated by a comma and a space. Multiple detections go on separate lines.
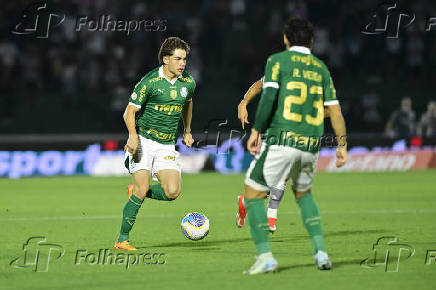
158, 37, 190, 65
283, 17, 314, 48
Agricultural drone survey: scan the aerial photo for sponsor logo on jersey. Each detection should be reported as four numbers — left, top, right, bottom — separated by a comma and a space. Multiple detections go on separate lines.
291, 55, 322, 68
154, 104, 183, 115
157, 88, 164, 94
148, 77, 161, 83
180, 87, 188, 98
164, 155, 176, 161
131, 92, 137, 100
180, 77, 193, 83
329, 77, 337, 99
272, 62, 280, 81
145, 129, 176, 140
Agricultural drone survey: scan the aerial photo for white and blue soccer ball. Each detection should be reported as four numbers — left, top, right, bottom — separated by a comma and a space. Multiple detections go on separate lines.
181, 212, 209, 241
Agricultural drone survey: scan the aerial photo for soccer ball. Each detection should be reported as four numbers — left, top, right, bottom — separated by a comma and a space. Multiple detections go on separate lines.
181, 212, 209, 241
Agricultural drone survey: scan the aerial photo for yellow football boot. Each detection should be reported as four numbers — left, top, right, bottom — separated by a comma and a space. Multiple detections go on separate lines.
114, 239, 137, 251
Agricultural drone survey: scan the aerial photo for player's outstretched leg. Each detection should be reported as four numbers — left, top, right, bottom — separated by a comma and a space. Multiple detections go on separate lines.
243, 185, 278, 275
295, 190, 331, 270
115, 171, 149, 251
115, 193, 142, 250
266, 187, 284, 233
115, 192, 144, 250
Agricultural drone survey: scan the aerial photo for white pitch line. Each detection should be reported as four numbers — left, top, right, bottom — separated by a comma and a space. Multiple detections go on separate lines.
1, 209, 435, 222
322, 209, 436, 214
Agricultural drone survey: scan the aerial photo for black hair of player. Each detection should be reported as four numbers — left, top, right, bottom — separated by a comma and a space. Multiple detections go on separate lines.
283, 17, 314, 48
158, 37, 190, 65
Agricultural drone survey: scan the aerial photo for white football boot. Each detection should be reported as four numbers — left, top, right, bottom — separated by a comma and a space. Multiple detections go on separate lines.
314, 250, 332, 270
243, 252, 278, 275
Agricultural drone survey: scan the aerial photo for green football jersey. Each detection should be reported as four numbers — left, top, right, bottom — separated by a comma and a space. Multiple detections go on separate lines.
253, 46, 338, 152
128, 66, 196, 144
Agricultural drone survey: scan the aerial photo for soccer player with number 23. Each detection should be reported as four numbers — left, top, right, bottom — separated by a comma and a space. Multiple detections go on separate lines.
240, 17, 347, 275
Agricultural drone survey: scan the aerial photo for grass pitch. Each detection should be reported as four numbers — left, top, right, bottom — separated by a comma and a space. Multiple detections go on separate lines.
1, 170, 436, 290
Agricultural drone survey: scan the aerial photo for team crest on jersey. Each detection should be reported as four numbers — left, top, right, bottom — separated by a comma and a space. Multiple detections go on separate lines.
131, 92, 137, 100
170, 89, 177, 99
180, 87, 188, 98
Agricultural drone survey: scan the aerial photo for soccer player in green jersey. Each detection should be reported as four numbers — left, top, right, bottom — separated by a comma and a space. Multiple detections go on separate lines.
236, 78, 288, 233
114, 37, 196, 250
241, 17, 347, 274
236, 78, 331, 232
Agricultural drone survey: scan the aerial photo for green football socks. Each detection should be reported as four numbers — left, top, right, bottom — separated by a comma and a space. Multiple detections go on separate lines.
245, 198, 271, 255
146, 184, 171, 201
296, 192, 326, 254
118, 184, 172, 242
118, 194, 143, 242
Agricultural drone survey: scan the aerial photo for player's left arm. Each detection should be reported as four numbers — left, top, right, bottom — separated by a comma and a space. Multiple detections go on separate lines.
249, 56, 280, 155
182, 99, 194, 147
238, 78, 263, 129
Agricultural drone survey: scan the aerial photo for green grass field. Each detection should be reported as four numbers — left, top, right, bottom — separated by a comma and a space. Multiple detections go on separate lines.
1, 171, 436, 290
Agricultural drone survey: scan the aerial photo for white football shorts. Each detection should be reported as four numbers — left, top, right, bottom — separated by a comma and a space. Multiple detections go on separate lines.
245, 143, 319, 193
124, 135, 181, 179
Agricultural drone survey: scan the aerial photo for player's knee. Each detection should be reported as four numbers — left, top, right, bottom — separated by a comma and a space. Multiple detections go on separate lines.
133, 184, 149, 199
162, 183, 181, 200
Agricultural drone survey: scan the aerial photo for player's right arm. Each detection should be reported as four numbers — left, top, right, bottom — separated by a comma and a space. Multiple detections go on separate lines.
123, 78, 150, 154
123, 104, 140, 154
238, 78, 263, 129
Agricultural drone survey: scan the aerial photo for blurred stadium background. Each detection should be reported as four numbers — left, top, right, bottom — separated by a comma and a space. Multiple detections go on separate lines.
0, 0, 435, 176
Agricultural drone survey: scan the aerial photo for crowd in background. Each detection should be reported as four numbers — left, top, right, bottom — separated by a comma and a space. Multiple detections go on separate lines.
0, 0, 435, 135
385, 97, 436, 138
